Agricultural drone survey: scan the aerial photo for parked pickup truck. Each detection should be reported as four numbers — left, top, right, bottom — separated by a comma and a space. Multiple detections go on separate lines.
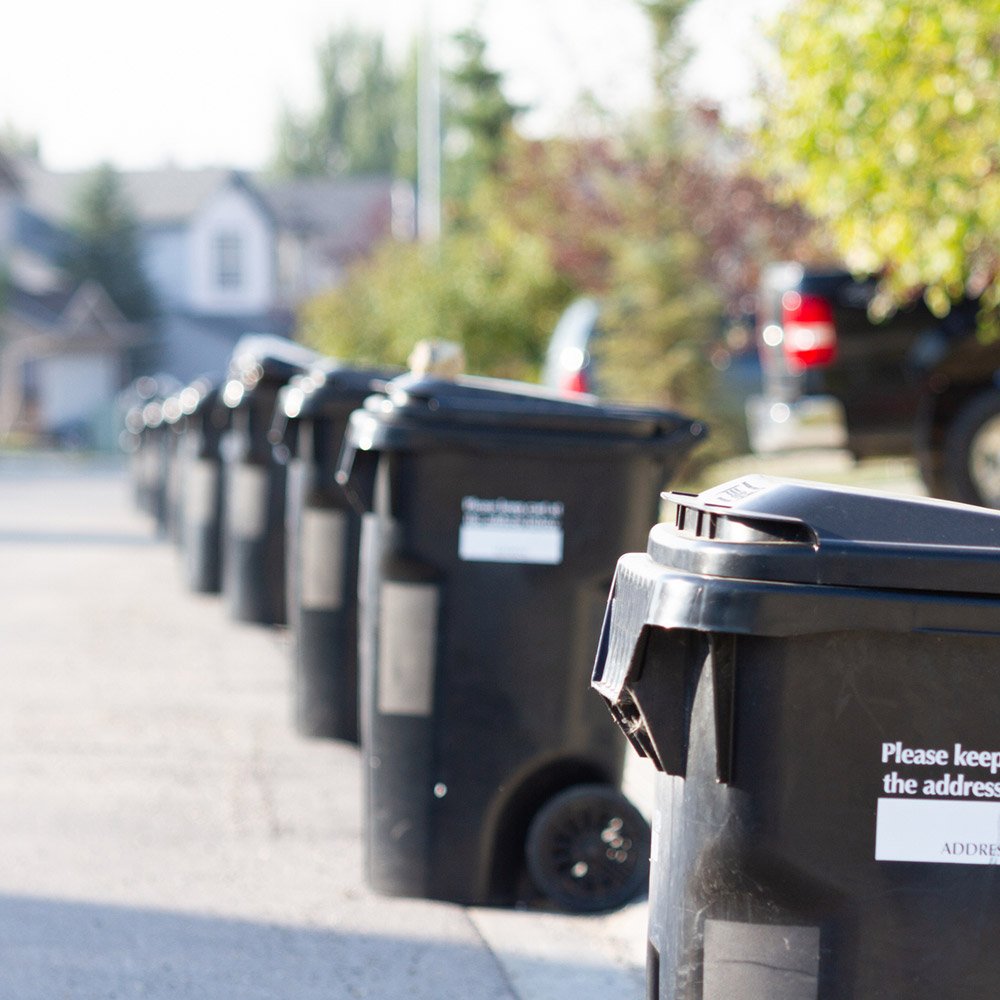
747, 262, 1000, 508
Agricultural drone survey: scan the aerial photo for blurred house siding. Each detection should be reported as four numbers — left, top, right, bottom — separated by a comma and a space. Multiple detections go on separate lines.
0, 153, 411, 446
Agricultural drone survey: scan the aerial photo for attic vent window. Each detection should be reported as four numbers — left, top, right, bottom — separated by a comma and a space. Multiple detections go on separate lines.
215, 231, 243, 289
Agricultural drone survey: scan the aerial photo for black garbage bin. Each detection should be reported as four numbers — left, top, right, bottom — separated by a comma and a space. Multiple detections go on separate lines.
140, 400, 172, 537
161, 392, 189, 546
120, 390, 150, 512
121, 401, 150, 511
337, 373, 705, 911
175, 378, 229, 594
276, 361, 400, 742
123, 374, 181, 528
221, 335, 319, 625
592, 474, 1000, 1000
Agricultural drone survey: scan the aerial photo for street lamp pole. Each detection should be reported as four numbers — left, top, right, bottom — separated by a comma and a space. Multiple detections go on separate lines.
417, 1, 442, 243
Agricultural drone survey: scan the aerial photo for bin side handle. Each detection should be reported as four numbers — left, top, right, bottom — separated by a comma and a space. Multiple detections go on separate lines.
611, 628, 736, 783
335, 439, 379, 513
623, 626, 701, 776
711, 635, 737, 785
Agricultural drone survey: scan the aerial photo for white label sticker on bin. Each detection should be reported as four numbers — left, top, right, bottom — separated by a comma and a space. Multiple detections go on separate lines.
300, 508, 347, 610
458, 496, 564, 565
378, 581, 438, 717
229, 464, 269, 538
875, 740, 1000, 864
185, 459, 218, 524
876, 799, 1000, 864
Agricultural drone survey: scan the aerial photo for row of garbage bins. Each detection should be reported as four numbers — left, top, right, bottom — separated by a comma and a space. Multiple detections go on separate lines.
123, 334, 706, 917
123, 333, 1000, 1000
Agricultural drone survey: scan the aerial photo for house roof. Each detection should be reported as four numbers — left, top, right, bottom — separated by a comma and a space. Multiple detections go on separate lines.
262, 174, 396, 261
263, 175, 392, 231
122, 168, 252, 225
12, 157, 397, 253
14, 204, 77, 261
5, 278, 138, 350
15, 159, 265, 228
6, 282, 76, 326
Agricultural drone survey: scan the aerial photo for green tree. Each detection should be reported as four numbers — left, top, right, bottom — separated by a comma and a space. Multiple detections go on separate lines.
274, 28, 412, 178
65, 164, 154, 321
639, 0, 694, 99
299, 190, 569, 379
293, 23, 565, 379
297, 4, 823, 476
444, 27, 524, 199
0, 123, 40, 160
473, 135, 623, 292
589, 1, 722, 430
596, 156, 723, 420
759, 0, 1000, 316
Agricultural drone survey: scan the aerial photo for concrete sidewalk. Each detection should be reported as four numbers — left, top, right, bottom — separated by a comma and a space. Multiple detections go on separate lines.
0, 452, 649, 999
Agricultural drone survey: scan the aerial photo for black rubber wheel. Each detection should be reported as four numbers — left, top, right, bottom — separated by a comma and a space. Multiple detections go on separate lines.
941, 390, 1000, 508
525, 783, 651, 914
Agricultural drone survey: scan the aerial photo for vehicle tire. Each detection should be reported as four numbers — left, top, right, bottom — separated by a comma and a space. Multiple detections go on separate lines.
525, 783, 651, 914
941, 390, 1000, 508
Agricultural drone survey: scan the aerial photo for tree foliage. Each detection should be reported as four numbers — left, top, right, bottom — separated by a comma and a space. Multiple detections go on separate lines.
274, 28, 412, 178
759, 0, 1000, 315
65, 164, 154, 321
295, 9, 832, 470
0, 123, 40, 160
444, 27, 524, 198
597, 161, 722, 414
271, 22, 520, 196
561, 0, 834, 466
638, 0, 694, 99
297, 35, 555, 380
581, 0, 724, 431
299, 171, 570, 379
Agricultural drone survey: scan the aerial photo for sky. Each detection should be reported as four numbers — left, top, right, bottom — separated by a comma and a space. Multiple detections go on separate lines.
0, 0, 788, 173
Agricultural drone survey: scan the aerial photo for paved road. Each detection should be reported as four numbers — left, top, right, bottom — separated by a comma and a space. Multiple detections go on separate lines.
0, 452, 648, 1000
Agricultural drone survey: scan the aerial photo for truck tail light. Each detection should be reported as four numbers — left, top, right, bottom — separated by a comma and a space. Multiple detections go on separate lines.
561, 369, 590, 394
782, 292, 837, 370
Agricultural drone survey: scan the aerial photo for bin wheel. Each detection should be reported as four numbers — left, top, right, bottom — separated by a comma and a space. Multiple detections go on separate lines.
525, 783, 651, 913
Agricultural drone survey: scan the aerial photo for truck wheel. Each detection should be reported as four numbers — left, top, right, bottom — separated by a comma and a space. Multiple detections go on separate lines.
525, 784, 650, 913
943, 390, 1000, 508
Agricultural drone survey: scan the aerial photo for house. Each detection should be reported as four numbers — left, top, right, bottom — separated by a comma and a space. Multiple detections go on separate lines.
0, 154, 409, 447
265, 175, 415, 304
0, 153, 141, 446
0, 281, 141, 449
18, 162, 294, 384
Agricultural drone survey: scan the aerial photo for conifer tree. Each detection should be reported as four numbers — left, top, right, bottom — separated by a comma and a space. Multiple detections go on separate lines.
274, 28, 412, 178
66, 163, 154, 321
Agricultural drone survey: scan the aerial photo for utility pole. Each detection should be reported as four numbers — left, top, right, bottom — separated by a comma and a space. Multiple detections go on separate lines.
417, 1, 442, 243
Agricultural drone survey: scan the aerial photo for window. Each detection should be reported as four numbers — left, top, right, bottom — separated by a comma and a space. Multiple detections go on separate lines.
214, 231, 243, 289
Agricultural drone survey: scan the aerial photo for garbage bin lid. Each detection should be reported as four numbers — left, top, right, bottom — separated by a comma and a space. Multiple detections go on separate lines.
223, 336, 321, 407
654, 474, 1000, 594
228, 335, 320, 385
349, 373, 705, 452
160, 377, 218, 425
176, 376, 221, 417
280, 362, 402, 422
161, 393, 185, 425
141, 400, 165, 429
